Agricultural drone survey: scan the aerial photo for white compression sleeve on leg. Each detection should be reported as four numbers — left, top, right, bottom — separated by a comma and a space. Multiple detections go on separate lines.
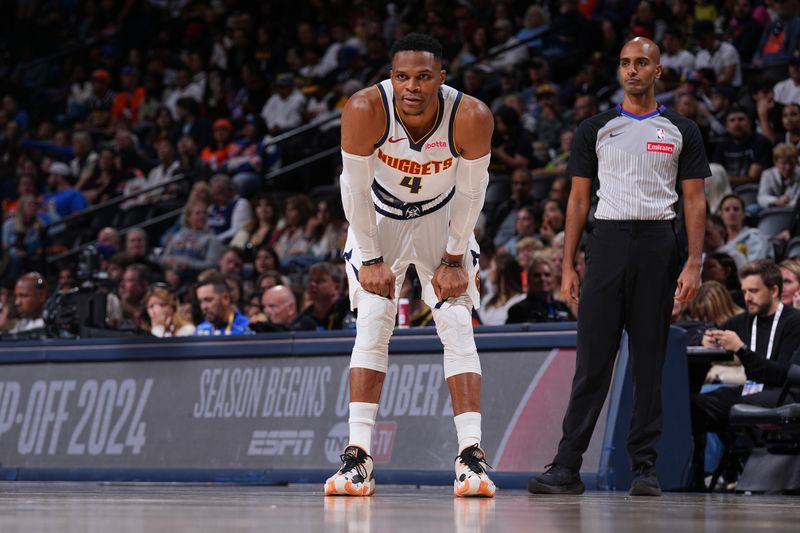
454, 411, 482, 452
349, 293, 396, 373
446, 152, 490, 255
349, 402, 379, 454
432, 305, 481, 379
340, 150, 381, 260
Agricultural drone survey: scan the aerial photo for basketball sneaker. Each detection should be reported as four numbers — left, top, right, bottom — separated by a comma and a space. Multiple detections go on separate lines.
453, 444, 496, 497
324, 446, 375, 496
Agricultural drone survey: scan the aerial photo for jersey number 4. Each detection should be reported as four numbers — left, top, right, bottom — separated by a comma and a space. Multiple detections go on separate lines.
400, 175, 422, 194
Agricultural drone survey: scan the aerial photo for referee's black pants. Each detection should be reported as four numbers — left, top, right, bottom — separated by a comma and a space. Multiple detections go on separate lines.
554, 220, 680, 472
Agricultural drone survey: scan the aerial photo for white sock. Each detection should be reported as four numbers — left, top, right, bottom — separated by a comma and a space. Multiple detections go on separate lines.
348, 402, 379, 454
454, 411, 482, 452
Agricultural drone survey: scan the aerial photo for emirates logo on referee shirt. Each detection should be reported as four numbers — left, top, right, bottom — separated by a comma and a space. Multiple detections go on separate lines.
647, 128, 673, 153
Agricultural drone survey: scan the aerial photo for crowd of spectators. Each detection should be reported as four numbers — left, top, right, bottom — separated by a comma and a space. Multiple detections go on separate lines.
0, 0, 799, 494
1, 0, 800, 347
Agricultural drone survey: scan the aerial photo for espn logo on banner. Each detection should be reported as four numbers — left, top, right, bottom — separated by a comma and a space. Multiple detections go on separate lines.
646, 142, 674, 154
248, 429, 314, 456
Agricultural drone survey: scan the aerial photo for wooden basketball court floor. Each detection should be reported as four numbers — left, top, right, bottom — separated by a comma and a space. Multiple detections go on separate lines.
0, 482, 797, 532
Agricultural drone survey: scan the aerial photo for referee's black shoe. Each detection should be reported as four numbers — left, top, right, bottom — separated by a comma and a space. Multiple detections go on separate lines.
629, 467, 662, 497
527, 463, 585, 495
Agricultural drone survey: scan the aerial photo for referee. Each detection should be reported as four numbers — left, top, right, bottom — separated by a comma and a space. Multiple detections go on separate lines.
527, 38, 709, 497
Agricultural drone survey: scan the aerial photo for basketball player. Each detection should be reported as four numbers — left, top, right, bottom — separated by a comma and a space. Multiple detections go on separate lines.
324, 33, 496, 497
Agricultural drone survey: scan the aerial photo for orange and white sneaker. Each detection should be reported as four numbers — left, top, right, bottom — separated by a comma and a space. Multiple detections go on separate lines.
324, 446, 376, 496
453, 444, 496, 497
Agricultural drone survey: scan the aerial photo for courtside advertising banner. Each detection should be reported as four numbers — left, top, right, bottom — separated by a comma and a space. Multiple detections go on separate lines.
0, 350, 605, 472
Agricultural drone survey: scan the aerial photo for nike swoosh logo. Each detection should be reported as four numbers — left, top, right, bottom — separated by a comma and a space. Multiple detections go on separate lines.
609, 131, 624, 138
387, 136, 407, 143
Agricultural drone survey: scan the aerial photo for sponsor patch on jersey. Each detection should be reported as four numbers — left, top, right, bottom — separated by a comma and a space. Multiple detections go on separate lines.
646, 142, 674, 154
424, 140, 448, 150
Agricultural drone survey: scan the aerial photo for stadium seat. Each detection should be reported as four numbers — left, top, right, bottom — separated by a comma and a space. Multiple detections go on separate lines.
727, 364, 800, 493
734, 183, 759, 206
757, 206, 795, 237
784, 236, 800, 259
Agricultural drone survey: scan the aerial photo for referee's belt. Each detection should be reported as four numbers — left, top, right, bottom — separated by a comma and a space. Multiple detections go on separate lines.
371, 182, 455, 220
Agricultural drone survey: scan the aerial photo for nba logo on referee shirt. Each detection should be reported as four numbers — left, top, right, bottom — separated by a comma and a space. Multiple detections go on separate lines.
647, 128, 674, 154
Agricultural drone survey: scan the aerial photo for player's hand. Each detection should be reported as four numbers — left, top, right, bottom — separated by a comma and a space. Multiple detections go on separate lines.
432, 262, 468, 302
674, 261, 701, 302
360, 262, 396, 299
561, 265, 581, 304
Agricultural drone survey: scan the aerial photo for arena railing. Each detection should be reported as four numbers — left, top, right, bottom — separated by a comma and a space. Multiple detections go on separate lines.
40, 173, 190, 271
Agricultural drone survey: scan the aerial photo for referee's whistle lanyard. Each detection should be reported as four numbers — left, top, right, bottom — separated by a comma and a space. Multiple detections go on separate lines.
750, 302, 783, 361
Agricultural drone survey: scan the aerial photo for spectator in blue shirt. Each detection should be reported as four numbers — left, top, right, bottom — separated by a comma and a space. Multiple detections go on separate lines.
194, 276, 252, 335
40, 161, 88, 225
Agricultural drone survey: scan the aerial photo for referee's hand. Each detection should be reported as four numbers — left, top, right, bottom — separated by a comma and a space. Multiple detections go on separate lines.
674, 262, 701, 302
561, 266, 581, 304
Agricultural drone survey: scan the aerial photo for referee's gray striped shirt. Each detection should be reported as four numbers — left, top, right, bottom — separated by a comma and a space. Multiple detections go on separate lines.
567, 105, 710, 220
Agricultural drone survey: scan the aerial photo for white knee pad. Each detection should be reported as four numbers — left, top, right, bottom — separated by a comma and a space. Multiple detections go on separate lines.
432, 305, 481, 379
349, 294, 396, 373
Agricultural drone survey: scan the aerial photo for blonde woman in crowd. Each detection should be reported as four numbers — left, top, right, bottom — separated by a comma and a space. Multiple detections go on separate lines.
144, 285, 196, 337
779, 259, 800, 309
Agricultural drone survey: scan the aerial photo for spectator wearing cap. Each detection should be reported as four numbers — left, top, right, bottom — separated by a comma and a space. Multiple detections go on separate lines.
758, 143, 800, 209
260, 73, 306, 135
774, 55, 800, 106
201, 119, 236, 172
694, 20, 742, 87
40, 161, 87, 225
661, 27, 695, 79
521, 58, 559, 103
488, 18, 529, 71
111, 66, 146, 125
207, 173, 252, 244
752, 0, 800, 68
86, 69, 115, 132
712, 107, 773, 187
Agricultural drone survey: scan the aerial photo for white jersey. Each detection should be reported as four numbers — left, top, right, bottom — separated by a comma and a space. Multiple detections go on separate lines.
372, 79, 463, 208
